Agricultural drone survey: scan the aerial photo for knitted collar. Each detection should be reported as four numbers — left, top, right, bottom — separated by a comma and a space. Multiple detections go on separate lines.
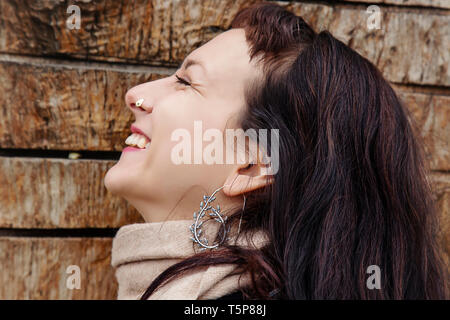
111, 219, 268, 299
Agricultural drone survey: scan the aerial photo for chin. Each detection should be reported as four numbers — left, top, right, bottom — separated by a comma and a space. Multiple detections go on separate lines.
104, 164, 128, 196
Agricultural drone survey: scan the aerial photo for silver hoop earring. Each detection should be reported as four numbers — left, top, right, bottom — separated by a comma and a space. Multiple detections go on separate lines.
190, 186, 228, 251
189, 186, 247, 251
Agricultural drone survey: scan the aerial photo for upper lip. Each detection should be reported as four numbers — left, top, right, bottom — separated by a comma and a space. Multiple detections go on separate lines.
130, 124, 151, 141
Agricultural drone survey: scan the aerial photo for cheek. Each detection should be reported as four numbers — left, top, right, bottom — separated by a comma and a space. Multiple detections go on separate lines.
150, 98, 197, 158
141, 95, 242, 183
155, 97, 240, 158
138, 98, 201, 182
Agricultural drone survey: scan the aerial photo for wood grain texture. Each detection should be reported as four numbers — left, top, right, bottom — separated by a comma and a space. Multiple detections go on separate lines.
0, 0, 448, 86
344, 0, 450, 9
0, 56, 167, 151
0, 57, 447, 170
0, 156, 447, 236
285, 2, 450, 86
0, 0, 447, 301
0, 0, 250, 64
0, 157, 142, 228
394, 89, 450, 171
0, 237, 116, 299
430, 172, 450, 270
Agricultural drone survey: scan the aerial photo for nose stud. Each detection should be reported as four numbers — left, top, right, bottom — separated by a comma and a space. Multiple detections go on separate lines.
135, 98, 144, 107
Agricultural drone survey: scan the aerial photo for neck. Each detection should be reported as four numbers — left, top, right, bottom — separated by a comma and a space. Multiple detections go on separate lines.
125, 189, 244, 223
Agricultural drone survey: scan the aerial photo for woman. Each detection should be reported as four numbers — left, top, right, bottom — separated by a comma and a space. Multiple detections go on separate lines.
104, 3, 448, 299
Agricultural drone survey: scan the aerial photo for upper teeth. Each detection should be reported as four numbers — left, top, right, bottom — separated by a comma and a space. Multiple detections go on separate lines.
125, 133, 151, 149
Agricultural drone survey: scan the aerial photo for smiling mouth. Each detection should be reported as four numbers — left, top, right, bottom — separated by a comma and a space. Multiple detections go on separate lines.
124, 133, 151, 150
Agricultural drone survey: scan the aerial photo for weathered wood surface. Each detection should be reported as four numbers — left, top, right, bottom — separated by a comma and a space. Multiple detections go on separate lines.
0, 171, 447, 300
0, 55, 169, 152
344, 0, 450, 9
0, 157, 447, 236
0, 237, 116, 299
430, 172, 450, 269
285, 2, 450, 86
394, 88, 449, 171
0, 58, 448, 169
0, 0, 448, 86
0, 157, 142, 228
0, 0, 447, 301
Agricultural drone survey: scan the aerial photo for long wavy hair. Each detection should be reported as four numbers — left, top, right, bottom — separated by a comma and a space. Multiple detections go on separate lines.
141, 2, 448, 299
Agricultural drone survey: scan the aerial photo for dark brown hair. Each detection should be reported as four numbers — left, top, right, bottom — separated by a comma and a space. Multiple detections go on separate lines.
141, 2, 448, 299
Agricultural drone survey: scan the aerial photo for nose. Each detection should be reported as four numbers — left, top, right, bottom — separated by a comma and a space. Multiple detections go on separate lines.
125, 76, 173, 117
125, 83, 154, 114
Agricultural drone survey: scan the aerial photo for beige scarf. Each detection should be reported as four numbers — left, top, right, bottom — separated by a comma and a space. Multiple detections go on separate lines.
111, 219, 268, 300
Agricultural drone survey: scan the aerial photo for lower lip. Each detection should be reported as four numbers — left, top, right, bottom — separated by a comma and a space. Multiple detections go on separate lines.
122, 146, 143, 152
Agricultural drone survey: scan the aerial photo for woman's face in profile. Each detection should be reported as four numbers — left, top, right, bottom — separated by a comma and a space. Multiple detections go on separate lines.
104, 29, 262, 221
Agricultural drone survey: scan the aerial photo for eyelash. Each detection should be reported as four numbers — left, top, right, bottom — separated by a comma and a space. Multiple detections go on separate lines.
175, 74, 191, 87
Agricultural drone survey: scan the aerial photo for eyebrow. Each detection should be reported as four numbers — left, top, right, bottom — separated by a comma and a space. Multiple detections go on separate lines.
179, 58, 207, 76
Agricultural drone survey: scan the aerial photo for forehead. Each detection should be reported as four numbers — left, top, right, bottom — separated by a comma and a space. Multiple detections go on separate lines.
195, 29, 249, 61
186, 29, 259, 84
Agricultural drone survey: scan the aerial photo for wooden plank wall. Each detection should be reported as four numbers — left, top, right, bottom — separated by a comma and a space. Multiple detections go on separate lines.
0, 0, 448, 299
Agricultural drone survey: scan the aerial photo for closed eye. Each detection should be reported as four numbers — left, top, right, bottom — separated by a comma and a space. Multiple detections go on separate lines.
175, 74, 191, 86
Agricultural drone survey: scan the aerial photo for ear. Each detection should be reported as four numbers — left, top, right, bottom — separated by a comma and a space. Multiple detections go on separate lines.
222, 161, 274, 197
